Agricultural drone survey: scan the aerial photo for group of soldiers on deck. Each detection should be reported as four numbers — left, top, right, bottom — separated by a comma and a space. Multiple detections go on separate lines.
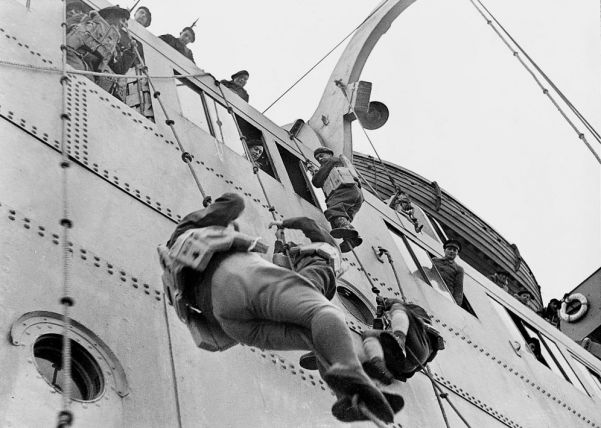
64, 2, 250, 111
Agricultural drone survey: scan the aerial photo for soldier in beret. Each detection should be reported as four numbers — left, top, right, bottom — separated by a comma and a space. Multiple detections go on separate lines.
246, 139, 273, 176
220, 70, 249, 102
134, 6, 151, 28
159, 27, 196, 63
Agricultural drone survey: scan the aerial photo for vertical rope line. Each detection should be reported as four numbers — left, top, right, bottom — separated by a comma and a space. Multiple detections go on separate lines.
405, 346, 473, 428
128, 38, 210, 204
349, 247, 380, 296
382, 250, 406, 302
428, 367, 451, 428
57, 1, 74, 426
215, 83, 278, 220
162, 299, 184, 428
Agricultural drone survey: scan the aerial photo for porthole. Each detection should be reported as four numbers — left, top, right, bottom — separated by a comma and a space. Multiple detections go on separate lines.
10, 311, 129, 399
33, 334, 104, 401
336, 284, 374, 325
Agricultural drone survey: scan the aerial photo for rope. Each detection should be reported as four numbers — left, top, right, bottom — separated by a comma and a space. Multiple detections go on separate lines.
336, 82, 399, 191
355, 396, 389, 428
467, 0, 601, 165
261, 1, 389, 114
353, 166, 380, 198
377, 247, 407, 302
475, 0, 601, 147
430, 371, 452, 428
407, 348, 473, 428
214, 81, 278, 220
337, 85, 423, 231
128, 37, 211, 206
0, 58, 210, 79
349, 248, 380, 296
162, 299, 184, 428
56, 2, 74, 426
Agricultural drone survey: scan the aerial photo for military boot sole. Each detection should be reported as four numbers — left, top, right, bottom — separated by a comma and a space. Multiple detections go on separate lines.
332, 392, 404, 423
330, 227, 359, 239
324, 365, 394, 423
339, 237, 363, 253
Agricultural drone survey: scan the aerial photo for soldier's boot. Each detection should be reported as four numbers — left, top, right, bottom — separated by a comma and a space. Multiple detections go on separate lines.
330, 217, 359, 240
331, 391, 404, 423
339, 236, 363, 253
299, 351, 318, 371
362, 357, 394, 385
324, 364, 394, 423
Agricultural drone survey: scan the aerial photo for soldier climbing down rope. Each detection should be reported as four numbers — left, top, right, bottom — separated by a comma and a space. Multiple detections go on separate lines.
158, 193, 401, 423
310, 147, 364, 253
389, 189, 423, 233
362, 297, 445, 385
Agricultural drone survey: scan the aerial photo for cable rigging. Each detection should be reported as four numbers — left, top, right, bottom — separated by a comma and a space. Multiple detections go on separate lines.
261, 1, 389, 114
468, 0, 601, 165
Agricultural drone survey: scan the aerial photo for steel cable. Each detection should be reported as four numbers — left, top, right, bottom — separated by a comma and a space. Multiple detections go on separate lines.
468, 0, 601, 164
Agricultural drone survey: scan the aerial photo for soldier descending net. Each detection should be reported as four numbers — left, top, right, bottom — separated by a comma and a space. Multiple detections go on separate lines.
157, 193, 403, 423
361, 297, 445, 386
389, 189, 423, 233
310, 147, 364, 253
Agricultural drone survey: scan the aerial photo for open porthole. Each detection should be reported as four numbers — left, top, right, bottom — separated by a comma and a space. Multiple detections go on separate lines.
336, 281, 375, 326
33, 334, 104, 401
11, 311, 129, 401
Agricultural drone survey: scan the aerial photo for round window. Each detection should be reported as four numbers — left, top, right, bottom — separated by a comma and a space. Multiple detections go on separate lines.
33, 334, 104, 401
336, 285, 374, 325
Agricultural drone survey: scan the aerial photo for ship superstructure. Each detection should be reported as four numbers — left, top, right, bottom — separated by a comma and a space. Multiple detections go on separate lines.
1, 1, 600, 427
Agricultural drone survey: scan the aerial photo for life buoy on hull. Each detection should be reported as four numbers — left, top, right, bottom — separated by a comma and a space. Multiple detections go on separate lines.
559, 293, 589, 323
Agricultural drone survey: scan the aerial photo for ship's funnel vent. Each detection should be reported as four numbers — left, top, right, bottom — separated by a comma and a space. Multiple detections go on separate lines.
358, 101, 389, 130
348, 81, 389, 130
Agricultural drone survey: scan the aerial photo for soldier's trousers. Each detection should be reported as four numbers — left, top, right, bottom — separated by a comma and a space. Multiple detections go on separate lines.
324, 185, 364, 223
210, 252, 360, 370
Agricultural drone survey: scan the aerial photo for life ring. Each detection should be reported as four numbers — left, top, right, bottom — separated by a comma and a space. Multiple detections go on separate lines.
559, 293, 588, 322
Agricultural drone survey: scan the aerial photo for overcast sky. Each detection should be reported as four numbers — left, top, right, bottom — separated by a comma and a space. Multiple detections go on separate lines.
135, 0, 600, 302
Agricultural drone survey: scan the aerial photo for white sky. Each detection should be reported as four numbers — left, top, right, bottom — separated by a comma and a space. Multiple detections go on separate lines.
137, 0, 600, 302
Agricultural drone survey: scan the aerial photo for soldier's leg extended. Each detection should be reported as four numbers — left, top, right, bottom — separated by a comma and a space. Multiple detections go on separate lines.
211, 256, 360, 369
210, 255, 395, 422
323, 185, 364, 224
